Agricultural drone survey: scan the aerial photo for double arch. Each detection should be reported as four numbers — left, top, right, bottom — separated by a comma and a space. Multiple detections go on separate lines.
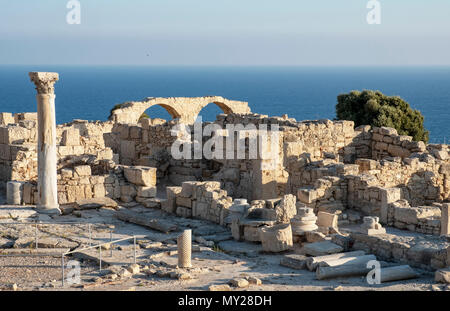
111, 96, 251, 124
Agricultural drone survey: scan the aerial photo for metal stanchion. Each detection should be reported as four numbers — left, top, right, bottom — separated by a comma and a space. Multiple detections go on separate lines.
88, 223, 92, 246
99, 246, 102, 271
35, 220, 38, 249
133, 236, 137, 264
61, 254, 65, 287
110, 230, 113, 257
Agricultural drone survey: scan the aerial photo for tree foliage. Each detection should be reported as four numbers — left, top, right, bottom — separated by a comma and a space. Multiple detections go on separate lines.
336, 90, 429, 143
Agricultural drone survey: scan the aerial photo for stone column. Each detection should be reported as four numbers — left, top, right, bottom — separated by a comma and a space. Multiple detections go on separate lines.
177, 229, 192, 268
29, 72, 61, 215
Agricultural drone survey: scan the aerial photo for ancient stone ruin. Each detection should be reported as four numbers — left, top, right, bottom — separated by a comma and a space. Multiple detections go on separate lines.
0, 72, 449, 291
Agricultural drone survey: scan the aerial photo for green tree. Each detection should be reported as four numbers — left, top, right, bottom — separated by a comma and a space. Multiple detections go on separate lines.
336, 90, 429, 142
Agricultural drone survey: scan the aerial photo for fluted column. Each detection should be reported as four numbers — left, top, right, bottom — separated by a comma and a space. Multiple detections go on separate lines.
29, 72, 61, 215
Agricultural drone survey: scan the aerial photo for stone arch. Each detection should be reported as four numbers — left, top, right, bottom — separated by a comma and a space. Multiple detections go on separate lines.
111, 96, 251, 124
144, 103, 182, 120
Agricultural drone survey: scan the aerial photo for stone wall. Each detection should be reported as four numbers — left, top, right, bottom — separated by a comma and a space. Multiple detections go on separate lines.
371, 126, 426, 159
162, 181, 233, 225
386, 200, 442, 235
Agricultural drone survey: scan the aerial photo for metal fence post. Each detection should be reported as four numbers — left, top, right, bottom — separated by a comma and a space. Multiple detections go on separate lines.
99, 246, 102, 271
88, 223, 92, 246
110, 230, 113, 257
61, 254, 65, 287
133, 236, 137, 265
35, 220, 38, 249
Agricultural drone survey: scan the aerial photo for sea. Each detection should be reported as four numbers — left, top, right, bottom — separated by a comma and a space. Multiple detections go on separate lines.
0, 66, 449, 143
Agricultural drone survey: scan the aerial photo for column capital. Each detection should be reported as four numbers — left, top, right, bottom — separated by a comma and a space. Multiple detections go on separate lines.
29, 72, 59, 95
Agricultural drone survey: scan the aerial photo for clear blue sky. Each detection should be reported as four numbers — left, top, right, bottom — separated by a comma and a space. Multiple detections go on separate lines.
0, 0, 449, 65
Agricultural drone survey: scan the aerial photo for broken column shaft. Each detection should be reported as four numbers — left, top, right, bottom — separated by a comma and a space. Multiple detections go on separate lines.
29, 72, 60, 215
177, 229, 192, 268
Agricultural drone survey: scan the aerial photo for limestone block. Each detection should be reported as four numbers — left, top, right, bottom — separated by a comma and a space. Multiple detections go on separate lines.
441, 203, 450, 236
5, 126, 29, 144
74, 165, 91, 177
14, 112, 37, 122
433, 149, 448, 160
7, 181, 23, 205
435, 267, 450, 284
142, 198, 163, 209
120, 140, 136, 160
305, 231, 326, 243
176, 196, 192, 208
93, 184, 106, 198
120, 184, 137, 198
302, 241, 344, 256
387, 144, 408, 158
137, 186, 157, 198
61, 128, 80, 146
243, 225, 261, 242
280, 254, 308, 270
380, 188, 401, 224
163, 186, 182, 214
180, 181, 198, 198
0, 112, 14, 126
259, 224, 293, 253
275, 194, 297, 223
317, 212, 338, 228
394, 206, 419, 224
22, 182, 34, 204
124, 166, 157, 186
297, 188, 317, 204
129, 126, 142, 139
66, 186, 86, 202
380, 127, 398, 136
60, 168, 73, 179
229, 278, 249, 288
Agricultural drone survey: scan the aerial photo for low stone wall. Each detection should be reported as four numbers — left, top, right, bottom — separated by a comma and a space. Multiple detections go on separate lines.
348, 232, 449, 271
162, 181, 233, 225
371, 126, 427, 159
386, 200, 443, 235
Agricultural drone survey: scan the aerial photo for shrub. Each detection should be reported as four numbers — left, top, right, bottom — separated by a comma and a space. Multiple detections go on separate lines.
336, 90, 429, 142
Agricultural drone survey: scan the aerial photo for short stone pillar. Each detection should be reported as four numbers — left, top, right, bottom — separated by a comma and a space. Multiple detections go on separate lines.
359, 216, 386, 235
441, 203, 450, 236
29, 72, 61, 215
177, 229, 192, 268
259, 223, 293, 253
290, 205, 318, 236
6, 181, 23, 205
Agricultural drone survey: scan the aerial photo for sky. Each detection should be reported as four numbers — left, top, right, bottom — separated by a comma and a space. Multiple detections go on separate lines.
0, 0, 449, 66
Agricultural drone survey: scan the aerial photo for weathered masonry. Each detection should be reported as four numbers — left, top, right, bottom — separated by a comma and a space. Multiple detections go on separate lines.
0, 72, 449, 275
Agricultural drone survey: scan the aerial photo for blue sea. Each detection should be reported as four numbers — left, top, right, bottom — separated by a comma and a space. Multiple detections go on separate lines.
0, 66, 449, 143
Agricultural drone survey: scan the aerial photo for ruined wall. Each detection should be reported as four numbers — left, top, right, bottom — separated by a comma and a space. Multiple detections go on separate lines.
386, 200, 442, 235
0, 114, 131, 204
